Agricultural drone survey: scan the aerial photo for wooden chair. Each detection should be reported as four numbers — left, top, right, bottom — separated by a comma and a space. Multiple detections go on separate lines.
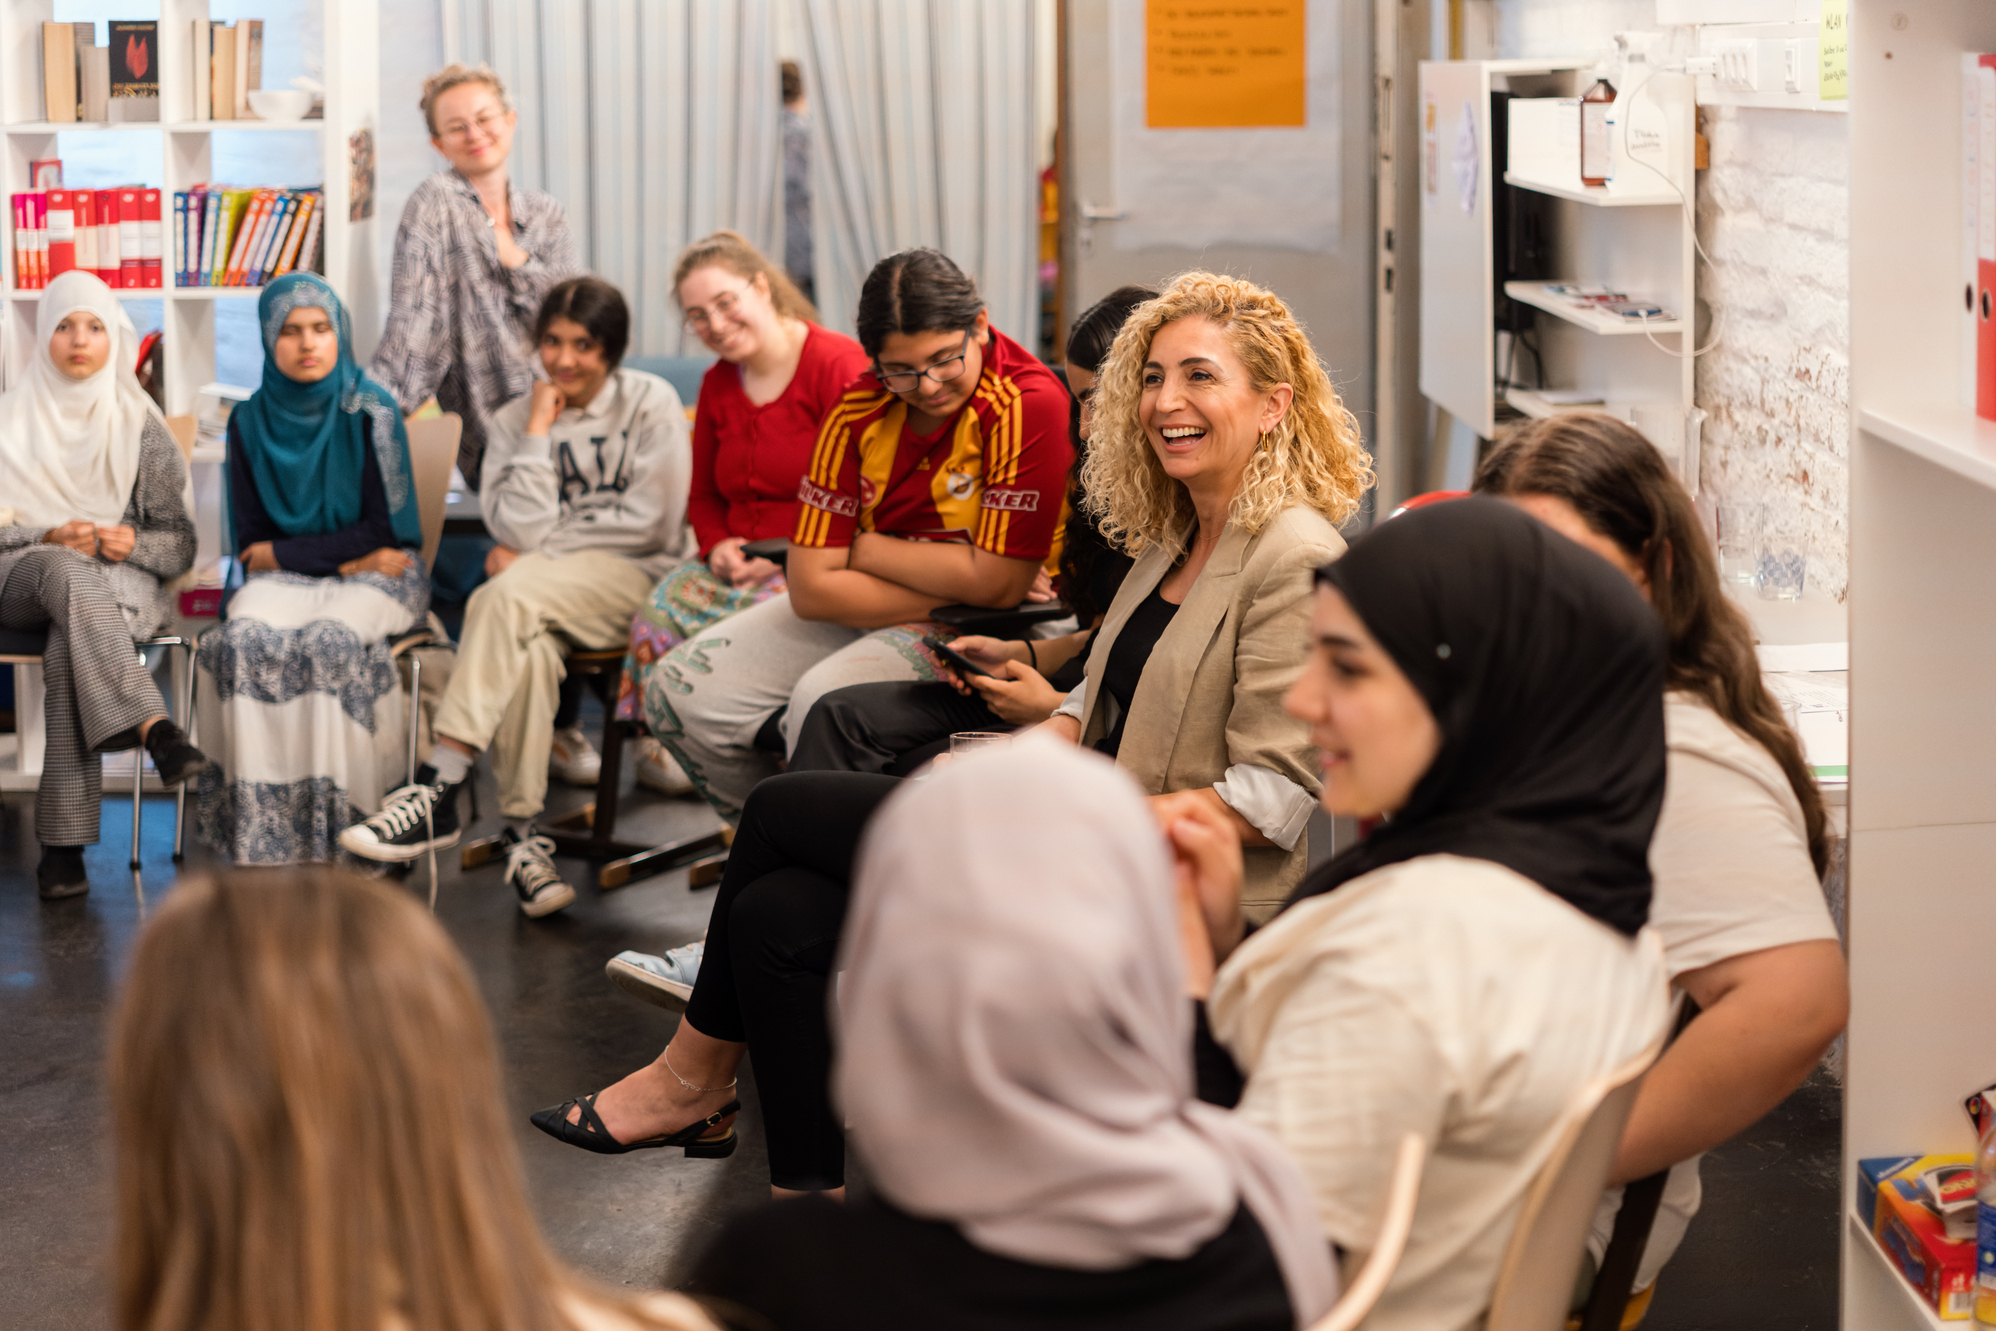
1484, 1035, 1667, 1331
0, 626, 196, 869
389, 412, 464, 789
1308, 1133, 1427, 1331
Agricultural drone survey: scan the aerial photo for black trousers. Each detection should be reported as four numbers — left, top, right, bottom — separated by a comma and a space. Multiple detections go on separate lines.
682, 769, 900, 1190
788, 680, 1010, 776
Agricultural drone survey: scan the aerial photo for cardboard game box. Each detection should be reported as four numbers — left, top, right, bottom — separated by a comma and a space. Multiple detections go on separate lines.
1861, 1155, 1977, 1320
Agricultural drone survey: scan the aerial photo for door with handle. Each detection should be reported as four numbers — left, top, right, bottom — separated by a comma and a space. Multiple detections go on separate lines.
1062, 0, 1374, 456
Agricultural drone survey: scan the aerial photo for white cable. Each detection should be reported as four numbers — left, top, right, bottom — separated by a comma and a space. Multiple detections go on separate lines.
1618, 66, 1723, 360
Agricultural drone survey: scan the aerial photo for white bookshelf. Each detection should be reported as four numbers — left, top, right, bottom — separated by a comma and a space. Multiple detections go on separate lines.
0, 0, 379, 413
1845, 3, 1996, 1329
1418, 59, 1699, 479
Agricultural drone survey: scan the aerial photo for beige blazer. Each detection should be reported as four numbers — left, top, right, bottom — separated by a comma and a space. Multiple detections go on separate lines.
1078, 503, 1345, 916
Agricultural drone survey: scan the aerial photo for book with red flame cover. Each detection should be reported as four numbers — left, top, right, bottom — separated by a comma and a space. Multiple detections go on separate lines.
109, 22, 157, 100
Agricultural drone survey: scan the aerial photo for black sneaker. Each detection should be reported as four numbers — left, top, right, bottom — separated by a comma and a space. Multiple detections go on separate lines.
142, 719, 210, 787
339, 776, 462, 862
37, 846, 88, 900
505, 834, 577, 918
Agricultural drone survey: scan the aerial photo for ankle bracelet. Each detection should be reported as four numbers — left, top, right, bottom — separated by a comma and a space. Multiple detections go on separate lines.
665, 1046, 738, 1095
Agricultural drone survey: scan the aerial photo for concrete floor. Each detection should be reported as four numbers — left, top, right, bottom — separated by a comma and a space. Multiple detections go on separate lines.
1, 731, 1845, 1327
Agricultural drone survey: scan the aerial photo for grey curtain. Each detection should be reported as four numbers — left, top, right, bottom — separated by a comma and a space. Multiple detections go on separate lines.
441, 0, 783, 356
793, 0, 1039, 343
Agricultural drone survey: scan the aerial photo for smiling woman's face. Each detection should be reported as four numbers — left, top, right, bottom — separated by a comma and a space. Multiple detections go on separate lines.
1137, 316, 1290, 497
1283, 583, 1443, 818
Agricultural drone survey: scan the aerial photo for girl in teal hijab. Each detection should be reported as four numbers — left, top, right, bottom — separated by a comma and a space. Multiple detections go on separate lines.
232, 272, 423, 551
197, 272, 434, 867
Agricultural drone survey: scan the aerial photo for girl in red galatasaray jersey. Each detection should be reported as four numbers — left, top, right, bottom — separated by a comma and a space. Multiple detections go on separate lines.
644, 248, 1072, 823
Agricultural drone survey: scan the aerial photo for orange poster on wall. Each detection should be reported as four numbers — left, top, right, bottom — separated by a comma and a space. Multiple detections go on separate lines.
1145, 1, 1307, 129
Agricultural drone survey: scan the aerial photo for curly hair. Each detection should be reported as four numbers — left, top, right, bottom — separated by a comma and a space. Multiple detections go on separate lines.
1080, 272, 1370, 558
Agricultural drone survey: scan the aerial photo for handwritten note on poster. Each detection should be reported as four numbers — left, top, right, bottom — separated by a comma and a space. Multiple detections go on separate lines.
1146, 2, 1306, 128
1819, 0, 1848, 101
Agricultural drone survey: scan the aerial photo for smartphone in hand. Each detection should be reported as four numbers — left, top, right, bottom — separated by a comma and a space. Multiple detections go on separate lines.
923, 633, 998, 680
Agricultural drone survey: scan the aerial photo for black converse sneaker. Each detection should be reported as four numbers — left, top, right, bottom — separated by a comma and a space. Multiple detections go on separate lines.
339, 774, 462, 862
505, 834, 576, 918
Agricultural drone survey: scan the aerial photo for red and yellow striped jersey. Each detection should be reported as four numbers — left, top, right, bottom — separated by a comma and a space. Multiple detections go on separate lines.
792, 326, 1072, 562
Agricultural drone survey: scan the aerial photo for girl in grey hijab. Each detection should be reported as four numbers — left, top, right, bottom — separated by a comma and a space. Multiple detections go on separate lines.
689, 740, 1337, 1331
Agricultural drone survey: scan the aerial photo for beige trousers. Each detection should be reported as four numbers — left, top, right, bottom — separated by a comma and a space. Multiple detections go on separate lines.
432, 549, 656, 818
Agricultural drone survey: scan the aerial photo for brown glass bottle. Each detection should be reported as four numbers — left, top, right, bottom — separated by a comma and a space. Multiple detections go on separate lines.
1580, 78, 1617, 187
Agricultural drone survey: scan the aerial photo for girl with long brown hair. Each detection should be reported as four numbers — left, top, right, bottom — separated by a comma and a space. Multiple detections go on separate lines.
1474, 411, 1847, 1317
110, 867, 718, 1331
614, 230, 869, 798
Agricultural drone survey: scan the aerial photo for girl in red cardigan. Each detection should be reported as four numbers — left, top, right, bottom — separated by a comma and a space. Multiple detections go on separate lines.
619, 232, 867, 791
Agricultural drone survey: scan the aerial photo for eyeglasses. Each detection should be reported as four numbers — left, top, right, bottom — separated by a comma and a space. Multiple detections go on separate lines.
875, 332, 972, 394
683, 284, 755, 333
439, 109, 506, 143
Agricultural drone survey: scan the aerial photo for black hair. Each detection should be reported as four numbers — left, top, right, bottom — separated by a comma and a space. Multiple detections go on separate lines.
854, 248, 984, 358
1064, 285, 1155, 371
781, 60, 803, 104
1056, 286, 1155, 624
535, 276, 630, 369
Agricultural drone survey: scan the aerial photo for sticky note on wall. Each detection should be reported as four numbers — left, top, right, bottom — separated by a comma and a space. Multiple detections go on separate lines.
1820, 0, 1848, 101
1146, 0, 1306, 128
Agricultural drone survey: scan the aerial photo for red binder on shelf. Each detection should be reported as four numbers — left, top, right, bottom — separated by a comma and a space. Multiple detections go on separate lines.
116, 189, 140, 288
96, 188, 118, 285
139, 189, 161, 288
1979, 56, 1996, 420
44, 189, 74, 278
72, 189, 96, 280
12, 194, 31, 290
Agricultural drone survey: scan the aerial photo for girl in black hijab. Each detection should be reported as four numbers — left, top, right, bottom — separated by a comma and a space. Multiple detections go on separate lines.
1170, 497, 1673, 1331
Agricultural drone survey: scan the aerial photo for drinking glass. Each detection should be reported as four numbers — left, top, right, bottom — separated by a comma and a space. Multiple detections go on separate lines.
949, 731, 1011, 756
1716, 500, 1762, 590
1756, 527, 1808, 601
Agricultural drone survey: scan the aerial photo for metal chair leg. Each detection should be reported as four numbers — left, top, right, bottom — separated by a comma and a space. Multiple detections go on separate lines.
172, 641, 191, 861
406, 653, 422, 787
130, 644, 145, 870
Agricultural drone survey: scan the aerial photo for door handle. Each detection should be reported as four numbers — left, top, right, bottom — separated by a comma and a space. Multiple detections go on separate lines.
1080, 200, 1128, 221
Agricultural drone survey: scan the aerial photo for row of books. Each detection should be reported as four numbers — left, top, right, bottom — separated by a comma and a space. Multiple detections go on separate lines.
11, 188, 162, 290
40, 20, 161, 124
190, 20, 266, 122
175, 188, 322, 288
41, 20, 270, 125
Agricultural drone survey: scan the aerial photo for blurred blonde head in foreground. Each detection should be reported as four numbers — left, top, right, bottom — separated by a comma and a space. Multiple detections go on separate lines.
111, 867, 717, 1331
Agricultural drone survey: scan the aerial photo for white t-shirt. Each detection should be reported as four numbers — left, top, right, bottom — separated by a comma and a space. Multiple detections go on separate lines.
1590, 692, 1841, 1289
1209, 854, 1670, 1331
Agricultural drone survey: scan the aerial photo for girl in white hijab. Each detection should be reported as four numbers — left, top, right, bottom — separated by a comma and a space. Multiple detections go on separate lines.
688, 740, 1338, 1331
0, 270, 206, 899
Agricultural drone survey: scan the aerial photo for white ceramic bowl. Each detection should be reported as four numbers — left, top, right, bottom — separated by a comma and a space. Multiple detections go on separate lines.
246, 90, 313, 121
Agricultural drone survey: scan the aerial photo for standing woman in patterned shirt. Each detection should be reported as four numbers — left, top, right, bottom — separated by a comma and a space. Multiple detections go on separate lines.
370, 64, 580, 494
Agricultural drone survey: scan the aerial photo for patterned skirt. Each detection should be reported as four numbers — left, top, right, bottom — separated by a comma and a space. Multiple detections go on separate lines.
616, 561, 785, 721
192, 566, 429, 865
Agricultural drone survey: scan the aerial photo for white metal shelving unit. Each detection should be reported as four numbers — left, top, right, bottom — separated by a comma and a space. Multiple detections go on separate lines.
1844, 3, 1996, 1328
0, 0, 379, 414
1418, 60, 1698, 473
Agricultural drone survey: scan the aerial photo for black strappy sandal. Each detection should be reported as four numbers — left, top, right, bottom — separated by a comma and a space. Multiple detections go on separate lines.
528, 1092, 740, 1158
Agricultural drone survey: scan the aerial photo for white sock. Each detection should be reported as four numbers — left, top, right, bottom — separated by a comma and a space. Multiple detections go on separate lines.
430, 745, 473, 786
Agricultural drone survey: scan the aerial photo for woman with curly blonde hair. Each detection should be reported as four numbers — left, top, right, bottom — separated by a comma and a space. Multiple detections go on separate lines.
1082, 272, 1369, 557
1050, 271, 1371, 916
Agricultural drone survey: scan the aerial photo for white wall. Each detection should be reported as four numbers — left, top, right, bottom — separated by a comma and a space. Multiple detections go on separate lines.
1490, 0, 1852, 600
